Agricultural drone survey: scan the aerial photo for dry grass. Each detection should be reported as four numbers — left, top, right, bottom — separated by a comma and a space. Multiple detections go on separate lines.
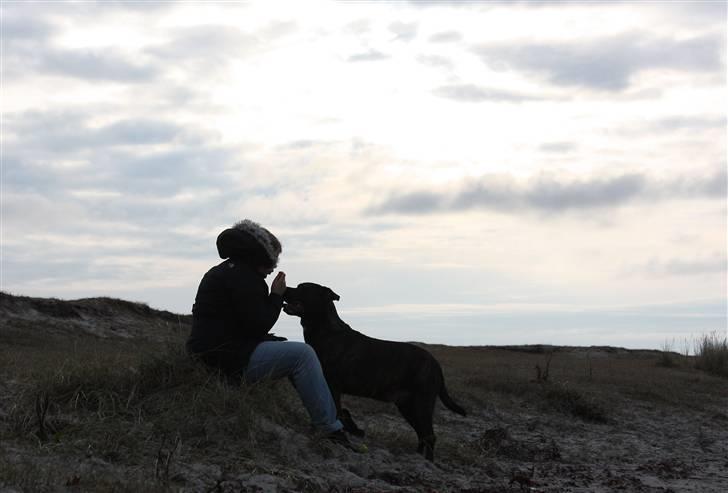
2, 295, 727, 491
694, 331, 728, 378
656, 339, 681, 368
426, 344, 725, 417
0, 333, 308, 492
542, 383, 607, 423
655, 333, 728, 378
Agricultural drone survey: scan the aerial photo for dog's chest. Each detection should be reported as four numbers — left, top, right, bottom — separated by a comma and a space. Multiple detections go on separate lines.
303, 332, 353, 365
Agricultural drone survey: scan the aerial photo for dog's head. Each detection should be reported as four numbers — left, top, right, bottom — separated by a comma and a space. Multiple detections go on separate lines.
282, 282, 340, 318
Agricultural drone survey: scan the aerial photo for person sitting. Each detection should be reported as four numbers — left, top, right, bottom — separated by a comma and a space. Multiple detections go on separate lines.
186, 219, 350, 444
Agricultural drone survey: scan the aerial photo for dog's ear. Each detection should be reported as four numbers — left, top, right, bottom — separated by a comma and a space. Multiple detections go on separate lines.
326, 287, 340, 301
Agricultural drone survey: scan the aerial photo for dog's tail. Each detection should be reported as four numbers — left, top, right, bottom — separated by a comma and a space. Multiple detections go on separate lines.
439, 382, 467, 416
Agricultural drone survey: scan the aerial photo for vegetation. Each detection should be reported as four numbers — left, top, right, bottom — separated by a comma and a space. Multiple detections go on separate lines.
2, 340, 305, 491
694, 331, 728, 378
542, 383, 608, 423
1, 294, 727, 491
657, 339, 680, 368
656, 333, 728, 378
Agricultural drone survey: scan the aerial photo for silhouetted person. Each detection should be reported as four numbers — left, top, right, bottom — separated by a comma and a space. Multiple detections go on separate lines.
187, 219, 349, 442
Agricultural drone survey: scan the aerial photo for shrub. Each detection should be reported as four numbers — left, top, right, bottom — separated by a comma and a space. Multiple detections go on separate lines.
657, 339, 679, 368
694, 332, 728, 378
543, 383, 608, 423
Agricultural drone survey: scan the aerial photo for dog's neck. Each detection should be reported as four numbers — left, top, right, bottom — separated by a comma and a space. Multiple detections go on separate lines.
301, 301, 351, 335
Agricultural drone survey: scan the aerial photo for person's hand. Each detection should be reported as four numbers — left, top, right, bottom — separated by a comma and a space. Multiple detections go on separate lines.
271, 271, 286, 296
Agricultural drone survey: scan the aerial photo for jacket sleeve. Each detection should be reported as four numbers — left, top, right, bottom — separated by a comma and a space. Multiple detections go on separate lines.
228, 273, 283, 339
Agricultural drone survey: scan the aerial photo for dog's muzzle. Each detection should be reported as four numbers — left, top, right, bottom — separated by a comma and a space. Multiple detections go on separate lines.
282, 301, 303, 316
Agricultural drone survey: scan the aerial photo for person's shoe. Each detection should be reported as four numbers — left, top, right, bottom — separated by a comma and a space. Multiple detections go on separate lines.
324, 429, 368, 453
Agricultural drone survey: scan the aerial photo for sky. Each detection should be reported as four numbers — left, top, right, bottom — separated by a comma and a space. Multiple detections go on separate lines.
2, 0, 726, 349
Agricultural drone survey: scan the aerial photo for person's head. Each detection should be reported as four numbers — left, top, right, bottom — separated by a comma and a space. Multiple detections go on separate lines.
216, 219, 282, 276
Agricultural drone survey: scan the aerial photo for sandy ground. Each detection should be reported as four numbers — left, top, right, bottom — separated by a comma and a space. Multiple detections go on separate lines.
2, 292, 727, 492
168, 394, 727, 492
3, 394, 725, 492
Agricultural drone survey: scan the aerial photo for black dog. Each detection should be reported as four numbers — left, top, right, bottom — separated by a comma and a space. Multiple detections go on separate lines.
283, 282, 466, 461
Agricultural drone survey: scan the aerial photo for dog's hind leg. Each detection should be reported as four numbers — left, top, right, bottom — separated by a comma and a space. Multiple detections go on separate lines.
412, 393, 438, 461
396, 395, 435, 460
395, 396, 418, 435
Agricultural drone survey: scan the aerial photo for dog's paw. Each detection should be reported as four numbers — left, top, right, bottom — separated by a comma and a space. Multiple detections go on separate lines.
348, 427, 366, 438
339, 408, 366, 437
341, 420, 364, 435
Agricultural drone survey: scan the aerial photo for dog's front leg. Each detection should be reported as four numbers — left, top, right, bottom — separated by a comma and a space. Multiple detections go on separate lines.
331, 389, 365, 437
338, 408, 365, 437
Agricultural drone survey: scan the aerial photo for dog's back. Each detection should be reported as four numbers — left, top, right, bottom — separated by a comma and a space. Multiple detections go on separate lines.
284, 282, 466, 460
308, 328, 445, 402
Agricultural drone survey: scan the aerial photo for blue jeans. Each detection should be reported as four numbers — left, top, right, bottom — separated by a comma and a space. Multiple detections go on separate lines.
244, 341, 343, 434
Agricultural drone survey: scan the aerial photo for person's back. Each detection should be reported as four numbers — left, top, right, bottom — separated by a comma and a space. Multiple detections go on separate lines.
188, 257, 279, 376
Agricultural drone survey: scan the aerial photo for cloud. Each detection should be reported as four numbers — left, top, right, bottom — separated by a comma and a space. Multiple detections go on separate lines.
367, 168, 726, 215
5, 150, 234, 207
6, 111, 185, 152
347, 49, 390, 62
345, 19, 371, 35
145, 25, 260, 71
5, 0, 178, 22
276, 140, 336, 150
474, 32, 725, 91
94, 120, 183, 146
658, 167, 727, 199
656, 1, 728, 26
651, 116, 727, 133
389, 21, 418, 42
2, 0, 724, 341
539, 142, 577, 153
524, 174, 646, 211
369, 191, 445, 215
98, 149, 237, 195
416, 54, 454, 70
88, 0, 177, 12
434, 83, 543, 103
259, 20, 298, 40
5, 37, 158, 83
428, 31, 462, 43
47, 48, 154, 81
486, 0, 727, 22
1, 227, 212, 297
12, 48, 158, 83
3, 108, 242, 208
3, 9, 156, 82
1, 14, 55, 39
150, 25, 258, 57
615, 115, 726, 138
406, 0, 490, 7
3, 8, 268, 83
644, 254, 727, 278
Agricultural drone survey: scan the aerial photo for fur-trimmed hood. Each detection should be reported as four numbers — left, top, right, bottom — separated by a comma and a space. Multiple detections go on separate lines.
216, 219, 281, 268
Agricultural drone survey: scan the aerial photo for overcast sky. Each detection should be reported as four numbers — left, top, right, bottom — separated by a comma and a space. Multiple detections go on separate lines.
2, 0, 726, 349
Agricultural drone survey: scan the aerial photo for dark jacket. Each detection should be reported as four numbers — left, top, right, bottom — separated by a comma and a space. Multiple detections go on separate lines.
187, 228, 283, 377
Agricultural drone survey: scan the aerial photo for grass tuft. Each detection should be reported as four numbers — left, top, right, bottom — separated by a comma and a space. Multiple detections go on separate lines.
542, 383, 608, 423
4, 343, 306, 490
694, 332, 728, 378
657, 339, 680, 368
